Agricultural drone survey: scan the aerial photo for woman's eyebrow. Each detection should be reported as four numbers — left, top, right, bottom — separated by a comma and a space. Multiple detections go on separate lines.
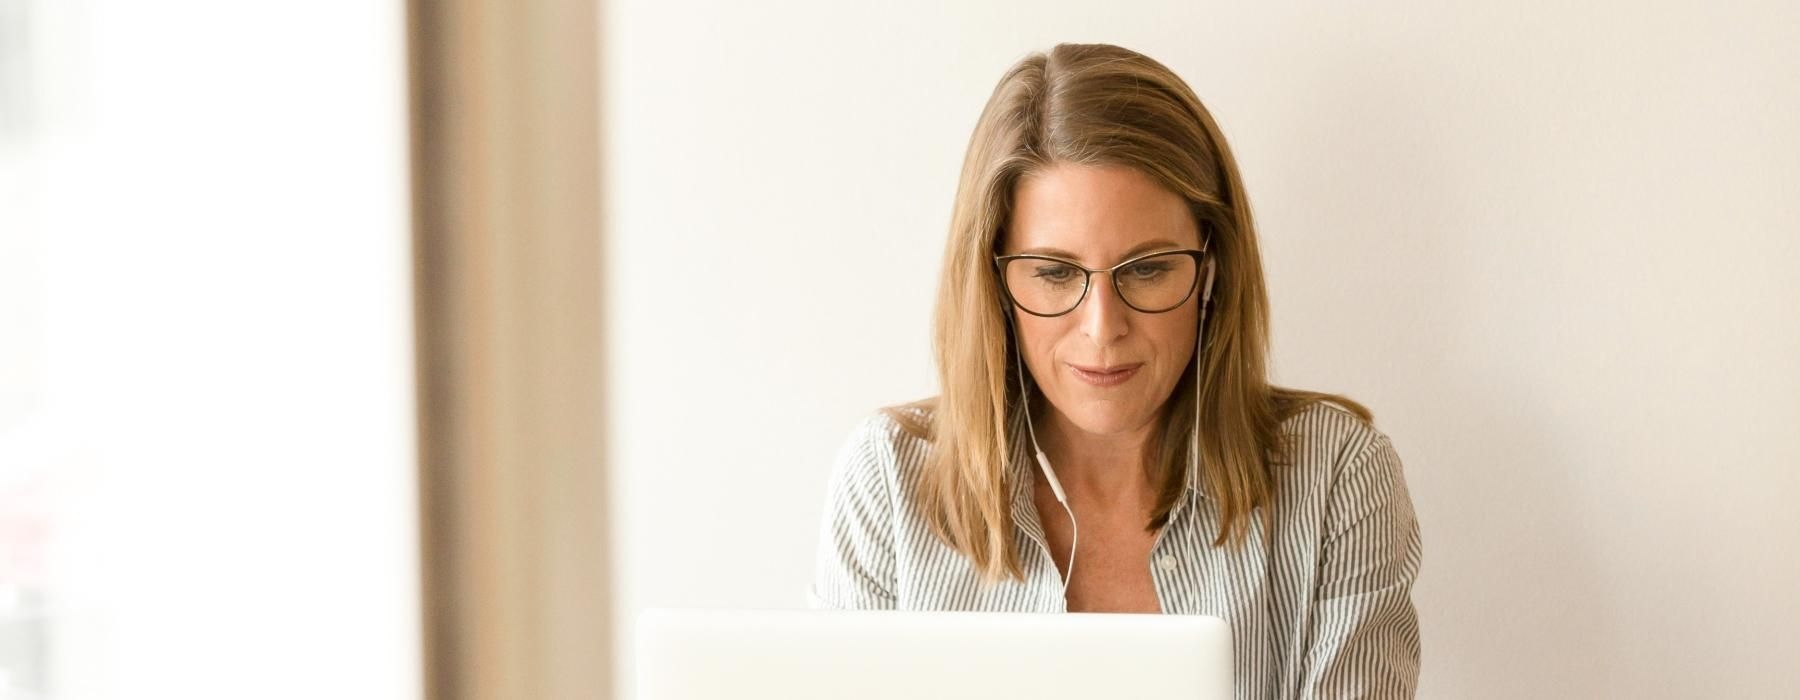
1018, 238, 1182, 261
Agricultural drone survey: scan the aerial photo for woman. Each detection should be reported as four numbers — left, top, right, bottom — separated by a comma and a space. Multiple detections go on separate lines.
810, 43, 1423, 698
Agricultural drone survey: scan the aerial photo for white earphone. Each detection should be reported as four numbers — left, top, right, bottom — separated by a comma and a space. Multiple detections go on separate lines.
1007, 247, 1215, 598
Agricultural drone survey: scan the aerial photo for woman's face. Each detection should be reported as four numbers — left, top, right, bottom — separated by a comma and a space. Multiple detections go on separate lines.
1000, 162, 1202, 439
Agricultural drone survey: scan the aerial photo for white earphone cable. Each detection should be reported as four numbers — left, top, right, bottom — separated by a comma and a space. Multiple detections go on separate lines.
1014, 335, 1077, 595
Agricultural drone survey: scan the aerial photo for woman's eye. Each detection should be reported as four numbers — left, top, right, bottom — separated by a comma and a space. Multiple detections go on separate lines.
1033, 264, 1079, 283
1124, 262, 1170, 280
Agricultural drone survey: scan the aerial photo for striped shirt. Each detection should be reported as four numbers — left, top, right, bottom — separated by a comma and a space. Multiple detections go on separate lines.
808, 401, 1423, 699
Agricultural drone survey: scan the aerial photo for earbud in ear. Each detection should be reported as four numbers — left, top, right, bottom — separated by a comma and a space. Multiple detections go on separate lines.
1200, 258, 1216, 306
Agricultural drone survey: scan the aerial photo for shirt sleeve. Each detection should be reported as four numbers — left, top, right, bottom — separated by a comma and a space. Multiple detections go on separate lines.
806, 414, 900, 610
1299, 431, 1425, 698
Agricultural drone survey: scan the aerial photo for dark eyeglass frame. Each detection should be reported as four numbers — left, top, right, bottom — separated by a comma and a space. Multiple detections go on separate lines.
993, 246, 1209, 318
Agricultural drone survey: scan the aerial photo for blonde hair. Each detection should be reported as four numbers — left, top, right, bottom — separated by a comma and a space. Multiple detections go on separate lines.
883, 43, 1373, 584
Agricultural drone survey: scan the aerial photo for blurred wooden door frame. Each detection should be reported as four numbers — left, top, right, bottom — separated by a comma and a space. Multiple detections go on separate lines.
407, 0, 609, 698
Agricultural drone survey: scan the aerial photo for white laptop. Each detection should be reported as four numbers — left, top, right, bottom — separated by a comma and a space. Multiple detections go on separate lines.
636, 608, 1233, 699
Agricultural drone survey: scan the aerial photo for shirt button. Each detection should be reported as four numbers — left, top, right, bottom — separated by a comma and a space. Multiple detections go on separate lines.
1158, 554, 1178, 571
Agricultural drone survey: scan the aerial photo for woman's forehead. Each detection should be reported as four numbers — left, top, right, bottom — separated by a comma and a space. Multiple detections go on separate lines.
1003, 163, 1200, 260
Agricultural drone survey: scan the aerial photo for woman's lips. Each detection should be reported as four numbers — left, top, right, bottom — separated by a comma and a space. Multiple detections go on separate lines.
1067, 362, 1142, 387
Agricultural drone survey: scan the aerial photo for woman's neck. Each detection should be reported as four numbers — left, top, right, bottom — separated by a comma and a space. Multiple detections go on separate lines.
1033, 405, 1161, 507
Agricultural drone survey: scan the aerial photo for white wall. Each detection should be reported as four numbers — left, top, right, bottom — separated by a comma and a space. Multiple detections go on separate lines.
0, 1, 419, 697
603, 2, 1799, 697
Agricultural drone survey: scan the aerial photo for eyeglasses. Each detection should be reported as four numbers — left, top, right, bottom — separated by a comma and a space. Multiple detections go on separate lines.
993, 247, 1208, 317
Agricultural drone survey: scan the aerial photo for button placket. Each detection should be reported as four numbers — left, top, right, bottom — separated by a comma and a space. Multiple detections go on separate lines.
1149, 488, 1205, 614
1008, 460, 1069, 612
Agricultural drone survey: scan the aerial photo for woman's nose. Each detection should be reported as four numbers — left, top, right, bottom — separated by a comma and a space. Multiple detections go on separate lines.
1078, 274, 1130, 345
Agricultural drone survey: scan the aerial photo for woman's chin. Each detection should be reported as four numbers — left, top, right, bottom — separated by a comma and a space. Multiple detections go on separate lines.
1056, 402, 1158, 437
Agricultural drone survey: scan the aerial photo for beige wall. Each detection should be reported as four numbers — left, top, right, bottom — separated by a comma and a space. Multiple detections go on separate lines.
603, 2, 1799, 698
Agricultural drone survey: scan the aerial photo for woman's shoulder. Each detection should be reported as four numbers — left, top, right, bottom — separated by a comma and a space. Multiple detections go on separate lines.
859, 398, 937, 460
1275, 398, 1400, 484
831, 399, 938, 485
874, 397, 936, 442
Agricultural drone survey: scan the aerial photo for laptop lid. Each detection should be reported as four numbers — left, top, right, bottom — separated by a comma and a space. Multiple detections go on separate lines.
636, 608, 1233, 699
